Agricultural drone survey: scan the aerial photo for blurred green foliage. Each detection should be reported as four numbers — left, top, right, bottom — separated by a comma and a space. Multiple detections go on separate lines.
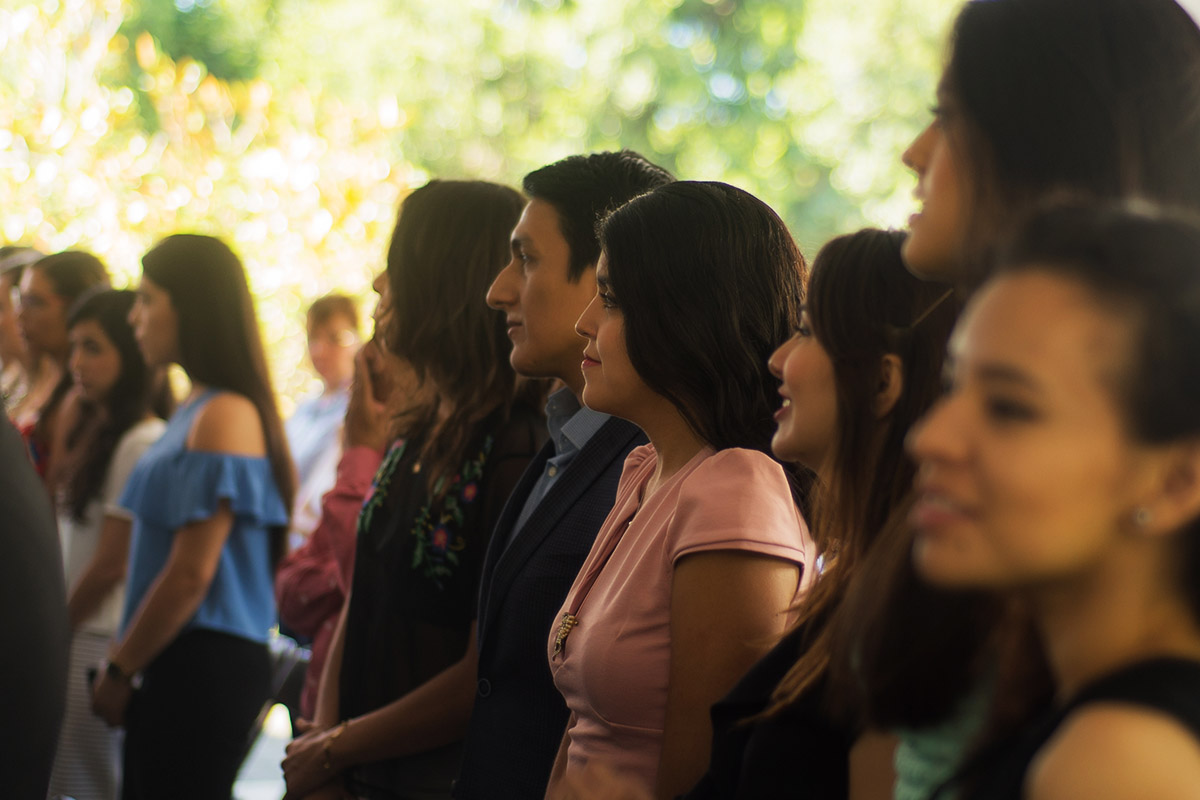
1, 0, 953, 407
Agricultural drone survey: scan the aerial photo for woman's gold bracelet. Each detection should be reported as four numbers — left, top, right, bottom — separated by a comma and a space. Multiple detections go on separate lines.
322, 720, 349, 771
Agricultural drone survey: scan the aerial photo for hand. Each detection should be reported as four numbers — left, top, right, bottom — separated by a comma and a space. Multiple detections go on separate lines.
343, 341, 393, 453
91, 667, 133, 727
282, 722, 344, 799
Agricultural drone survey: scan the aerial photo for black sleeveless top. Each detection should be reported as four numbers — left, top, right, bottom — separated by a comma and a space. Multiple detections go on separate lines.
945, 658, 1200, 800
682, 620, 856, 799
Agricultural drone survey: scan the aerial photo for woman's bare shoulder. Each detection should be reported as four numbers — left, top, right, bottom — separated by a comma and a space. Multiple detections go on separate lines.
1029, 703, 1200, 800
187, 392, 266, 456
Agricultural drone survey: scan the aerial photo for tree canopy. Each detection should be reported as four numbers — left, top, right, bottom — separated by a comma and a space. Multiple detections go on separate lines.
0, 0, 953, 405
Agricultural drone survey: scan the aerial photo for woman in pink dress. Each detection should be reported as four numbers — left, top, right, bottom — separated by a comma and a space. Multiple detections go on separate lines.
546, 181, 817, 798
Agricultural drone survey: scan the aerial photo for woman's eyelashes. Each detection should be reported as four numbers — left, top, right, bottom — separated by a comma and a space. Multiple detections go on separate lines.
982, 393, 1039, 425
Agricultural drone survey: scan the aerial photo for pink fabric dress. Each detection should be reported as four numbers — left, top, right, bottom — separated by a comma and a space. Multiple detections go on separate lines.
545, 444, 816, 795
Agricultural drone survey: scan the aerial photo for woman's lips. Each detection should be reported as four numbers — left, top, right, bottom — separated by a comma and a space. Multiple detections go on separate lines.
910, 490, 973, 531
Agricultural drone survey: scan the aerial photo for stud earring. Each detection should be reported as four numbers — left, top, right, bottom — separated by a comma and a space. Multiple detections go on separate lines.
1133, 507, 1153, 528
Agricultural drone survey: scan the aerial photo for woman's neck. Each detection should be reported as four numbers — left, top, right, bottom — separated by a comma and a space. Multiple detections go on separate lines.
639, 403, 708, 498
322, 378, 351, 397
1032, 544, 1200, 700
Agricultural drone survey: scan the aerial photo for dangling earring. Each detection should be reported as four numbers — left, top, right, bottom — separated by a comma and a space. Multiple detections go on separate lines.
1133, 507, 1153, 528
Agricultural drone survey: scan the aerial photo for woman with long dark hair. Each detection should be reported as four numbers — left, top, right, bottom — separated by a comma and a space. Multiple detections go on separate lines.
47, 289, 168, 800
282, 180, 547, 800
90, 234, 294, 800
546, 181, 815, 798
14, 250, 109, 477
668, 229, 955, 798
911, 202, 1200, 798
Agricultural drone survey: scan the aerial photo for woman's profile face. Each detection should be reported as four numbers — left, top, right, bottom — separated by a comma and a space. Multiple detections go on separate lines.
128, 276, 179, 369
907, 271, 1155, 591
901, 89, 970, 281
767, 311, 838, 473
17, 267, 69, 360
574, 254, 658, 423
68, 319, 123, 404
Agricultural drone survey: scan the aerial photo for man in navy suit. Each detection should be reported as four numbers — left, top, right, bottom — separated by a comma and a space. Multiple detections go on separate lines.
453, 151, 673, 798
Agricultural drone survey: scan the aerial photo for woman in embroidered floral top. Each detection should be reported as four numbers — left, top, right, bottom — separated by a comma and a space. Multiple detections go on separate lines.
283, 180, 547, 800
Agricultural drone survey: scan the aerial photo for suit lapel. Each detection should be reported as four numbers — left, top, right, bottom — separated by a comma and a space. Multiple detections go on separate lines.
477, 437, 554, 636
477, 418, 643, 651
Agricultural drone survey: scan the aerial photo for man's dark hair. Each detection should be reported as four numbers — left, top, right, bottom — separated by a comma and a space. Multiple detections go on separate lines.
522, 150, 674, 281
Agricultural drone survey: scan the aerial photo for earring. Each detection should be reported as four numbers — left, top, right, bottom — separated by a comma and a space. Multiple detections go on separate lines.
1133, 507, 1153, 528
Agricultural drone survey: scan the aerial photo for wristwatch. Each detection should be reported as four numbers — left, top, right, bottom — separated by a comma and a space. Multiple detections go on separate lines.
105, 660, 134, 684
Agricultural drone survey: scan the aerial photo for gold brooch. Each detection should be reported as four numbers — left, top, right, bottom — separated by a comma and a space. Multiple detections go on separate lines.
553, 612, 579, 656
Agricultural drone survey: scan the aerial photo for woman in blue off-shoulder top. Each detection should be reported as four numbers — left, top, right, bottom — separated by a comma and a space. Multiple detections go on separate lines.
90, 234, 295, 800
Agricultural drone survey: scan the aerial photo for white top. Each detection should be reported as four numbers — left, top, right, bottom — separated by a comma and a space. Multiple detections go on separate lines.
57, 417, 166, 636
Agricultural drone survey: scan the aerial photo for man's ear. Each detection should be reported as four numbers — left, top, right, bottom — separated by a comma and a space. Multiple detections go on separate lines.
874, 354, 904, 419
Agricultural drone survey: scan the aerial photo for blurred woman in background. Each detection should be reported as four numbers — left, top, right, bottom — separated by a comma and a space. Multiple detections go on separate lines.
47, 289, 169, 800
91, 234, 293, 800
16, 250, 109, 477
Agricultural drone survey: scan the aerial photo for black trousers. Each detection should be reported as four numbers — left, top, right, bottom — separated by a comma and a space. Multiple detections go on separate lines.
122, 628, 270, 800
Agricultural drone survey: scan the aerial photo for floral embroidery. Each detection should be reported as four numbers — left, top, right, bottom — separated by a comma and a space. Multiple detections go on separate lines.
410, 434, 494, 586
431, 525, 450, 552
356, 439, 408, 540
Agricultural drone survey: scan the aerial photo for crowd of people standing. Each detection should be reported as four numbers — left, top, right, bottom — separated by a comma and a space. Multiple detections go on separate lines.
7, 0, 1200, 798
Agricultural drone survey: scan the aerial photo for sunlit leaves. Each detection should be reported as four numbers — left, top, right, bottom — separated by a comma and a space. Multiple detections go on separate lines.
1, 0, 955, 408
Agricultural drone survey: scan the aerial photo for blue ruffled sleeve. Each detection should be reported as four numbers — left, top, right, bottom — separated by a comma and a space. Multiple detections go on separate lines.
122, 450, 288, 532
120, 449, 288, 643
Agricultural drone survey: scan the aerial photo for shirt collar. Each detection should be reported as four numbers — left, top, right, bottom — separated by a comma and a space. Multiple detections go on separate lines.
544, 386, 610, 458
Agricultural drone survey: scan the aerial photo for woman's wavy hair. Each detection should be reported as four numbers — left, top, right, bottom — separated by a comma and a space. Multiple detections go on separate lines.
141, 234, 294, 564
61, 289, 173, 521
598, 181, 810, 500
940, 0, 1200, 285
383, 180, 538, 490
762, 230, 958, 717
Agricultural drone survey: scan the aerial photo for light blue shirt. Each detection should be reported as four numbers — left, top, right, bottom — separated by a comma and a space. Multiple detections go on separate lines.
508, 387, 610, 542
286, 384, 350, 487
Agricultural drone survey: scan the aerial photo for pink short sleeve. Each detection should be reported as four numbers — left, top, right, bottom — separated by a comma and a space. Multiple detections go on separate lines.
668, 448, 815, 570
